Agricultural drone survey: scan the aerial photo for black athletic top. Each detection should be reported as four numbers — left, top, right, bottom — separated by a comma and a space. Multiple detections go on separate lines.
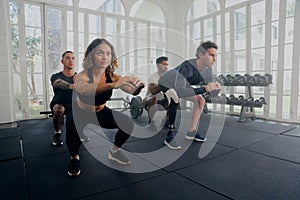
50, 71, 76, 106
77, 68, 113, 106
158, 59, 213, 97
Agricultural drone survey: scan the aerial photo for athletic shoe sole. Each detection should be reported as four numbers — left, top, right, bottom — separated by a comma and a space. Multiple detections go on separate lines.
67, 170, 81, 176
164, 139, 181, 150
51, 141, 63, 146
185, 136, 207, 142
80, 138, 90, 142
108, 152, 131, 165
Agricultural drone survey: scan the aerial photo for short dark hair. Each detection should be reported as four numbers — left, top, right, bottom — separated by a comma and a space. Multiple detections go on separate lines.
62, 50, 74, 58
195, 41, 218, 58
156, 56, 168, 64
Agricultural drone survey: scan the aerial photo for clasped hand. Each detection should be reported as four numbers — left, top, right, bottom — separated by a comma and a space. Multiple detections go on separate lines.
206, 82, 222, 92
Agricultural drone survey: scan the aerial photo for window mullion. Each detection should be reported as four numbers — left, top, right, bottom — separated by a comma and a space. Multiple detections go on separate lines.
290, 0, 300, 121
276, 0, 287, 120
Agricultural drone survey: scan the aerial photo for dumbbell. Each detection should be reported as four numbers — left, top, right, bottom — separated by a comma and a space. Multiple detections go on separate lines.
130, 96, 144, 119
254, 74, 264, 86
265, 73, 273, 85
249, 97, 255, 106
254, 99, 265, 107
254, 74, 261, 85
220, 93, 227, 104
256, 75, 268, 86
244, 74, 257, 86
259, 97, 266, 104
244, 74, 250, 78
235, 74, 247, 86
227, 94, 237, 105
243, 97, 255, 106
253, 97, 266, 107
237, 95, 245, 105
226, 96, 230, 104
244, 74, 250, 85
226, 74, 237, 86
217, 74, 227, 85
202, 93, 211, 103
210, 95, 221, 103
254, 99, 261, 107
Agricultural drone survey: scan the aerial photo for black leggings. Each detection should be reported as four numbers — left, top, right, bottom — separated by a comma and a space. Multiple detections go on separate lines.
65, 102, 133, 157
158, 85, 179, 128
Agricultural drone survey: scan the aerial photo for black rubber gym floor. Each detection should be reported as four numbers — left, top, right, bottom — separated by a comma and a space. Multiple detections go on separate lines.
1, 111, 300, 200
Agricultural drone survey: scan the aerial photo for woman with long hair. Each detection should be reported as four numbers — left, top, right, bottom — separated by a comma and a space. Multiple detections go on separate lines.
65, 38, 144, 176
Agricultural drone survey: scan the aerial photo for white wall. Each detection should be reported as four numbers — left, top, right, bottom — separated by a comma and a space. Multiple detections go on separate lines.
164, 0, 188, 68
0, 0, 14, 123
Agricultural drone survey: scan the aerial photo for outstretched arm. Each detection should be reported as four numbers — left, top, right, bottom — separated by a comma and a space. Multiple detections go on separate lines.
53, 79, 74, 90
75, 72, 144, 96
113, 75, 145, 95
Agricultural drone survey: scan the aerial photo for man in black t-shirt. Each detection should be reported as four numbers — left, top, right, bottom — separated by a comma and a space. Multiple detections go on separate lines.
158, 41, 221, 150
50, 51, 76, 146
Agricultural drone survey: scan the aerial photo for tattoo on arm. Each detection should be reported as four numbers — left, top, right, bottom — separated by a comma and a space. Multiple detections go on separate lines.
149, 83, 161, 95
53, 79, 71, 90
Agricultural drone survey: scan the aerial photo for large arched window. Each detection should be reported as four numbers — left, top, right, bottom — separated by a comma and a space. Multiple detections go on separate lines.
225, 0, 247, 8
186, 0, 299, 122
127, 0, 166, 97
47, 0, 72, 6
130, 1, 165, 23
7, 0, 168, 120
186, 0, 221, 64
78, 0, 125, 15
187, 0, 220, 21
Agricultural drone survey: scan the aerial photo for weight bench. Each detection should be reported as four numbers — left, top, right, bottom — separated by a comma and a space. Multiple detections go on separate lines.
40, 96, 144, 119
108, 97, 143, 119
40, 111, 53, 117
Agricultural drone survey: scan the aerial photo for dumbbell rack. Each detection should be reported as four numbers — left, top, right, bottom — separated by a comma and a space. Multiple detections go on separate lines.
204, 91, 264, 121
204, 73, 272, 122
238, 85, 257, 121
204, 85, 266, 122
228, 74, 270, 121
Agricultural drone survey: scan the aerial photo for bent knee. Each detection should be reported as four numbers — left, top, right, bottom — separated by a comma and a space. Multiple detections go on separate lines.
53, 104, 65, 116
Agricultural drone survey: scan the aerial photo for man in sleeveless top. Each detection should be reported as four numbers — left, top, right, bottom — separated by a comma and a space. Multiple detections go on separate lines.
50, 51, 76, 146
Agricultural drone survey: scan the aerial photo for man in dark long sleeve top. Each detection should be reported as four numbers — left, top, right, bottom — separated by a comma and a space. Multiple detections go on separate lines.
158, 41, 221, 149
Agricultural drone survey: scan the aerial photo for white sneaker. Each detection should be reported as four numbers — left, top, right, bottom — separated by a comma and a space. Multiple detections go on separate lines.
165, 89, 179, 104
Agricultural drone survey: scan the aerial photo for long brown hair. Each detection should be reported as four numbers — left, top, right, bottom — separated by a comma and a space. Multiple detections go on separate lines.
82, 38, 118, 73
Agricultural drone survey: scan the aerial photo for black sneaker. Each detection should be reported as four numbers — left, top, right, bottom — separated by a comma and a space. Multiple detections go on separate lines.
185, 130, 207, 142
164, 130, 181, 150
67, 158, 81, 176
108, 149, 131, 165
52, 133, 63, 146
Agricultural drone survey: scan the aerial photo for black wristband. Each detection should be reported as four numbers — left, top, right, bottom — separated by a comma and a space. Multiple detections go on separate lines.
194, 87, 206, 95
